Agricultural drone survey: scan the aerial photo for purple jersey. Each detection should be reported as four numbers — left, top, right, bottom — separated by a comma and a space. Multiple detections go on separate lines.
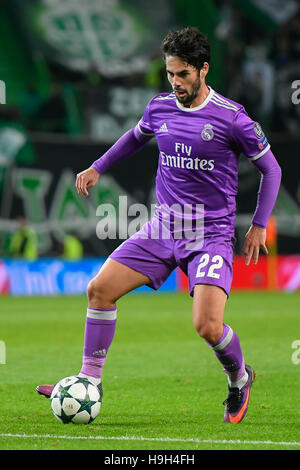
135, 87, 270, 230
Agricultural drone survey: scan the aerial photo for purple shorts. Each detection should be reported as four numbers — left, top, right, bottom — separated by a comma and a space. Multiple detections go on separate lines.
109, 218, 235, 297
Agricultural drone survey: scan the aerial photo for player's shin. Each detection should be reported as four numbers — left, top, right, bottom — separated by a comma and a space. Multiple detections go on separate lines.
79, 307, 117, 384
209, 323, 248, 389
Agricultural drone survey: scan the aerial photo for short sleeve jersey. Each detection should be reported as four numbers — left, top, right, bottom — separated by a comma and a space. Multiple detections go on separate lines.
135, 87, 270, 227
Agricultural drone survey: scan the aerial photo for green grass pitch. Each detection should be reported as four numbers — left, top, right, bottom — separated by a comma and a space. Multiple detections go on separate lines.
0, 291, 300, 450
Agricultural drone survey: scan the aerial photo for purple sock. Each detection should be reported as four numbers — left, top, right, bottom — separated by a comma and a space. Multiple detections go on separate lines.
80, 307, 117, 379
210, 324, 246, 385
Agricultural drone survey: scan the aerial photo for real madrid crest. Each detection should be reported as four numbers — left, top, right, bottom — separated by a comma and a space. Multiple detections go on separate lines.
201, 123, 214, 141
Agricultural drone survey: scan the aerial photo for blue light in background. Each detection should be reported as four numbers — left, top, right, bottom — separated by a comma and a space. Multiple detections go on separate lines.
2, 259, 177, 296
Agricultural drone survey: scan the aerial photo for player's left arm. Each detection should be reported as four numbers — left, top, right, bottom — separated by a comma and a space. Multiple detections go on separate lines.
244, 149, 281, 265
244, 224, 268, 266
231, 110, 282, 265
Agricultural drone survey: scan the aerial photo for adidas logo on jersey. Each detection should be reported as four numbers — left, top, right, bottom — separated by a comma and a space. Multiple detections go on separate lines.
159, 122, 168, 132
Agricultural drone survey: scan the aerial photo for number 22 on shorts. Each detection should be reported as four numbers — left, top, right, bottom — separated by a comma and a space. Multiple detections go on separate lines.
196, 254, 224, 279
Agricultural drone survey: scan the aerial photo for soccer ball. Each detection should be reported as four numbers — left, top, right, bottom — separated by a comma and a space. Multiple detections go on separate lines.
50, 376, 101, 424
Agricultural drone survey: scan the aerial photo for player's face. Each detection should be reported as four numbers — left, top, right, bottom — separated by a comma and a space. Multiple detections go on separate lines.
165, 55, 205, 106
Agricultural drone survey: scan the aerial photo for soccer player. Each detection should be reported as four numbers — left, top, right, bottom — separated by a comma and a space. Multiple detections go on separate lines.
37, 27, 281, 423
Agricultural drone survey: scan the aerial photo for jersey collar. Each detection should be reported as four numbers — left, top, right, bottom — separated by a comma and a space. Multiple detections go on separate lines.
175, 86, 214, 112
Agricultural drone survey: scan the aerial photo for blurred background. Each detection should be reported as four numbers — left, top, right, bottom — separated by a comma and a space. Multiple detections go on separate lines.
0, 0, 299, 296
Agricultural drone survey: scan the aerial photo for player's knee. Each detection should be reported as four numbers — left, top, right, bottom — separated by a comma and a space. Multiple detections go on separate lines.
193, 318, 210, 339
87, 278, 113, 307
86, 279, 98, 302
193, 317, 222, 344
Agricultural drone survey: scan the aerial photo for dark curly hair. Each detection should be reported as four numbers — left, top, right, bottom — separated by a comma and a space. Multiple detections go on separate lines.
161, 27, 210, 70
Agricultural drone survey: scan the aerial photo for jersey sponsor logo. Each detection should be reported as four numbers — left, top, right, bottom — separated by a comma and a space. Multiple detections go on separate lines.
253, 122, 264, 138
160, 142, 215, 171
158, 122, 168, 133
160, 151, 214, 171
201, 123, 214, 141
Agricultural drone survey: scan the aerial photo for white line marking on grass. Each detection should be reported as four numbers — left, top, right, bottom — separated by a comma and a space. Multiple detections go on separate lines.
0, 433, 300, 447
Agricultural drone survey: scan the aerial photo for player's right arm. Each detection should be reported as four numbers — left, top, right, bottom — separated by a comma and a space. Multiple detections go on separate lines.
76, 102, 155, 197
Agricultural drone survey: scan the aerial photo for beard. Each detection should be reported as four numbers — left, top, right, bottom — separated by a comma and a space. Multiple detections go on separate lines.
174, 75, 201, 106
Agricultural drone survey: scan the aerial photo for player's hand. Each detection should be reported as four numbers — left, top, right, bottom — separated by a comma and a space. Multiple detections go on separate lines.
243, 224, 268, 266
76, 167, 100, 197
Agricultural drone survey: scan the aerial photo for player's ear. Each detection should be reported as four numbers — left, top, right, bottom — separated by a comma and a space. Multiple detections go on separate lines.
201, 62, 209, 79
